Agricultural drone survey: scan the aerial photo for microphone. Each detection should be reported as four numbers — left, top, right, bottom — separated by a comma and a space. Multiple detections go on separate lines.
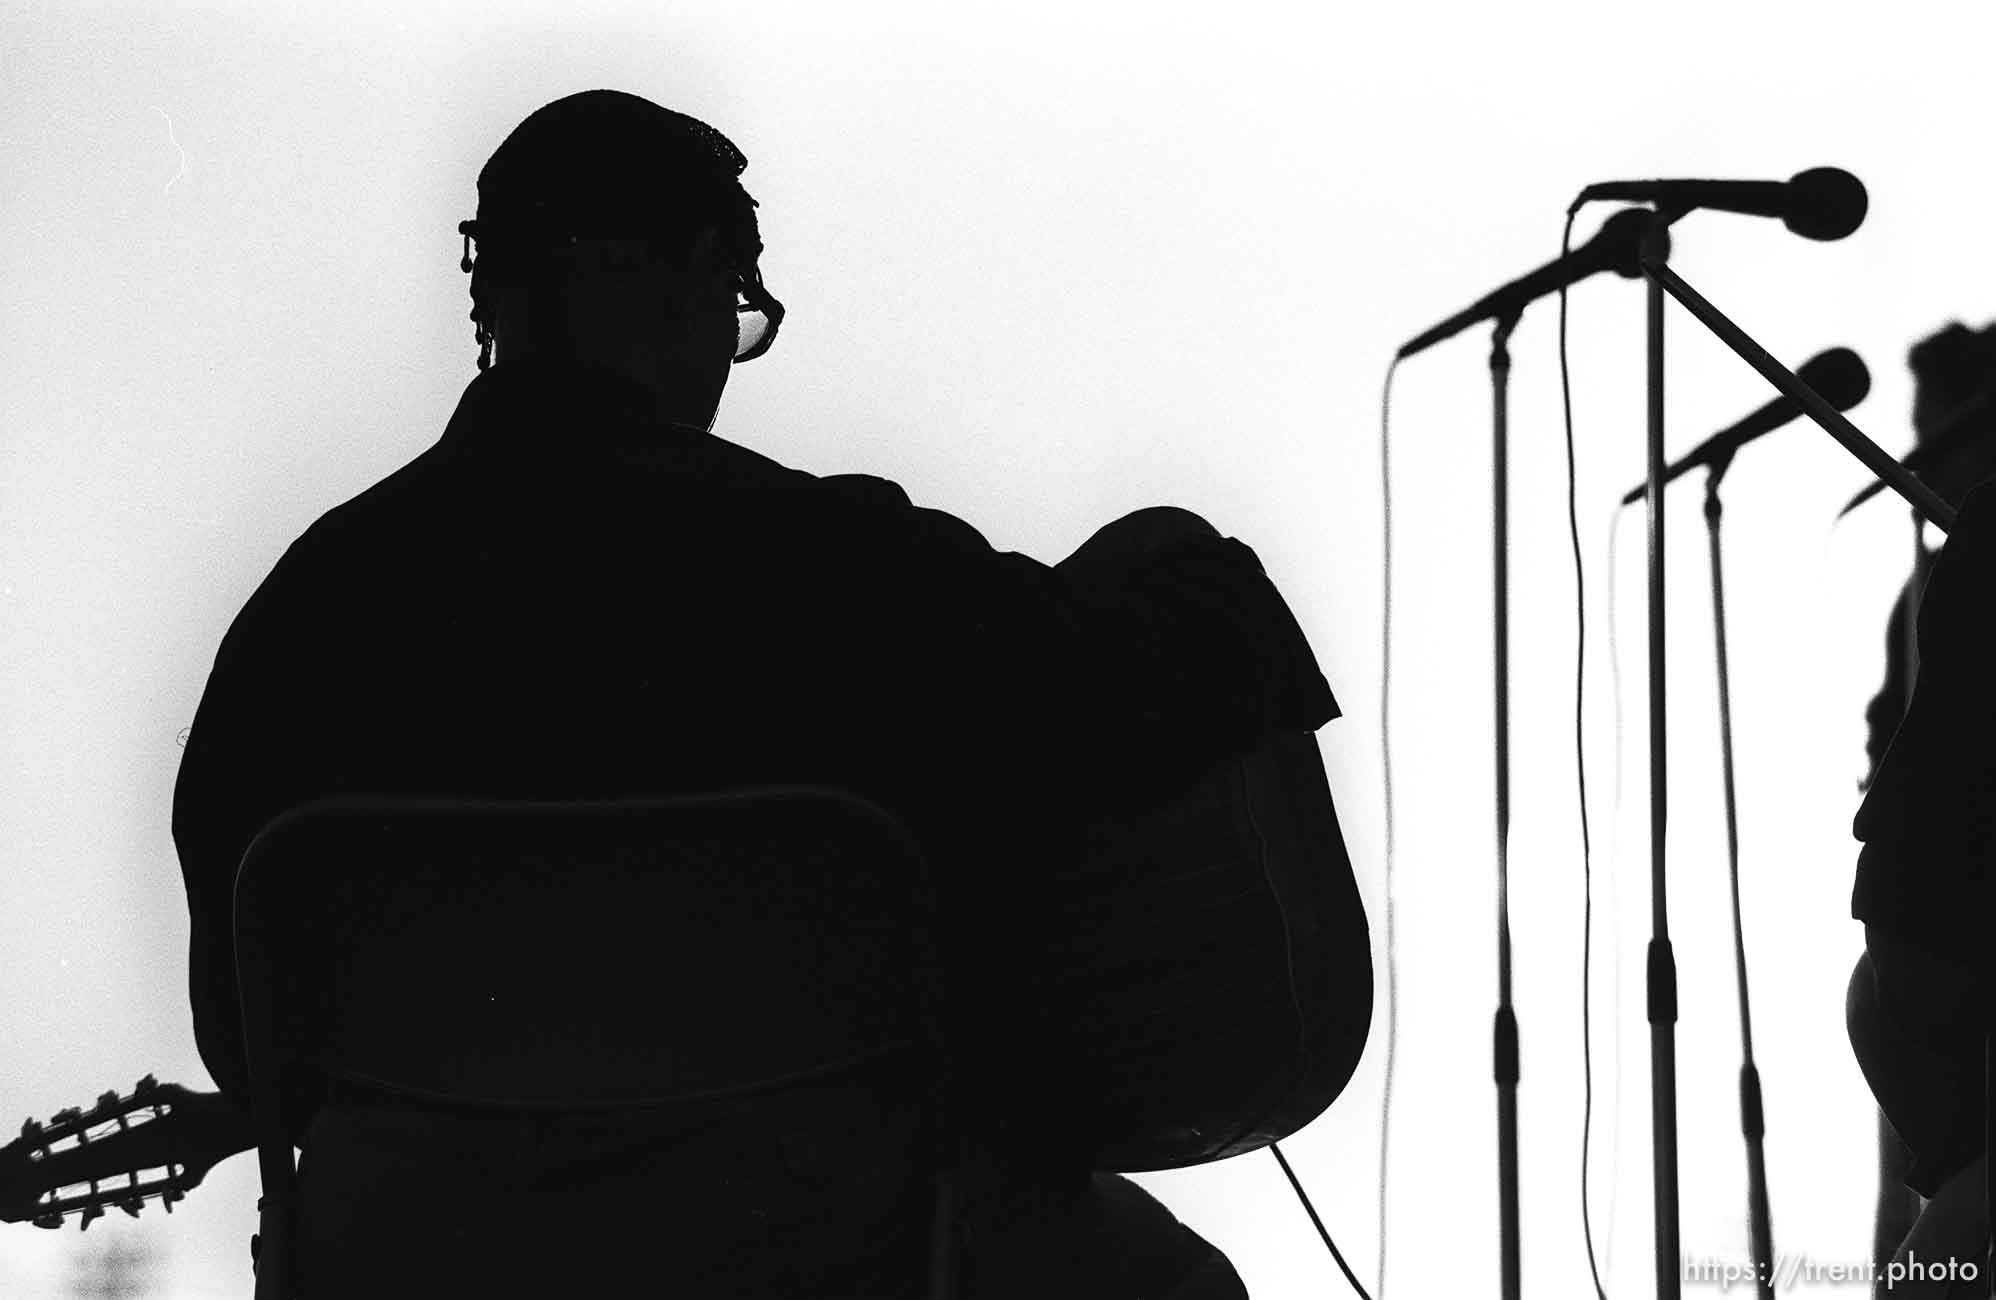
1396, 208, 1663, 360
1573, 167, 1867, 241
1619, 346, 1871, 504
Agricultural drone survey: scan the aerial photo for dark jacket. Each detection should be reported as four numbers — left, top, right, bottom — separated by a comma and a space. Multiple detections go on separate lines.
174, 354, 1335, 1296
1852, 480, 1996, 943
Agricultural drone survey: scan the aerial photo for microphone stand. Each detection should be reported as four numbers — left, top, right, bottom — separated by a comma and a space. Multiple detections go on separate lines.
1490, 308, 1523, 1300
1640, 208, 1685, 1300
1636, 255, 1955, 533
1700, 456, 1775, 1300
1625, 212, 1954, 1300
1904, 515, 1926, 691
1400, 224, 1659, 1298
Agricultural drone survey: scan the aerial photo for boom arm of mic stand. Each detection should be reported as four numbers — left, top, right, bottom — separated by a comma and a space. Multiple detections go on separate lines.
1636, 254, 1958, 533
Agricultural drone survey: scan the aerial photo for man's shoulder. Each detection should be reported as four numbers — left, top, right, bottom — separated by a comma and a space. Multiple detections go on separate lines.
682, 436, 909, 514
813, 470, 914, 511
252, 445, 445, 570
804, 470, 1015, 561
253, 436, 1036, 618
700, 447, 1012, 563
219, 446, 456, 633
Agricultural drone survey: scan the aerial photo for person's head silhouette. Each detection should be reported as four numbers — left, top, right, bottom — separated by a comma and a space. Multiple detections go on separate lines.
458, 90, 782, 431
1906, 321, 1996, 509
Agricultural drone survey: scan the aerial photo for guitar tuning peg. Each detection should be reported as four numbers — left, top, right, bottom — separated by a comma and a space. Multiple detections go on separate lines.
31, 1212, 61, 1229
134, 1074, 159, 1094
52, 1107, 82, 1125
96, 1090, 120, 1111
20, 1116, 44, 1141
78, 1203, 102, 1231
118, 1196, 143, 1218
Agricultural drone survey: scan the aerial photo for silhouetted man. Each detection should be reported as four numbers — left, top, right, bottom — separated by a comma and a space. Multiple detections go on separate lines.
1848, 324, 1996, 1294
173, 90, 1353, 1297
1854, 321, 1996, 1277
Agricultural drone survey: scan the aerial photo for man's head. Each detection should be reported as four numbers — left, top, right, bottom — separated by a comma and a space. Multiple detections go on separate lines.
1908, 321, 1996, 507
460, 90, 780, 428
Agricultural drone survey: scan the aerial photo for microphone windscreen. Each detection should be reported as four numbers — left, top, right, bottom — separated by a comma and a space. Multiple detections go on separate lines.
1783, 167, 1867, 241
1795, 346, 1871, 410
1596, 206, 1666, 279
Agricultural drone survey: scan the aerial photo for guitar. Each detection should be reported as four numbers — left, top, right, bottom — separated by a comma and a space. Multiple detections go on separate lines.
1028, 510, 1372, 1173
1019, 725, 1372, 1173
3, 516, 1367, 1231
2, 751, 1362, 1230
1, 1075, 251, 1230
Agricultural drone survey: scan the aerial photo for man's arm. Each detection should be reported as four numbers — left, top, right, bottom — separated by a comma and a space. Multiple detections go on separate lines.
1848, 481, 1996, 1199
1852, 481, 1996, 939
818, 474, 1336, 825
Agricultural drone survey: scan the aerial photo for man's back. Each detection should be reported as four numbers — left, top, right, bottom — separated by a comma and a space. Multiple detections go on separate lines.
175, 353, 1333, 1295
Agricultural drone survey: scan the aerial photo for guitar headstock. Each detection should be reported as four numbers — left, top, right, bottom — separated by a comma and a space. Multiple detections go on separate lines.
2, 1074, 252, 1230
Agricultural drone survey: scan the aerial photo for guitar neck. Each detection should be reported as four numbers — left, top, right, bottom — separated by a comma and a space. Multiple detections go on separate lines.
3, 1077, 253, 1229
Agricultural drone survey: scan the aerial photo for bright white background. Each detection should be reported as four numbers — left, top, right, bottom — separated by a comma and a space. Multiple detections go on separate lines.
4, 2, 1991, 1296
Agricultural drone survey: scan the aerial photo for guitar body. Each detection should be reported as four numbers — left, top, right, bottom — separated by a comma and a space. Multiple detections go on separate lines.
1017, 729, 1371, 1172
1023, 508, 1372, 1172
3, 508, 1370, 1227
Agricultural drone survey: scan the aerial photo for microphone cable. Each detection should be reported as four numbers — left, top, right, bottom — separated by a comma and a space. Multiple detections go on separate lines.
1601, 503, 1630, 1279
1374, 353, 1402, 1300
1557, 208, 1612, 1300
1251, 356, 1400, 1300
1273, 1141, 1376, 1299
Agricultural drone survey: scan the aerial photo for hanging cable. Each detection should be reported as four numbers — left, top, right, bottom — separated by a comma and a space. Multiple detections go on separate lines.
1273, 1141, 1376, 1300
1376, 354, 1402, 1300
1557, 209, 1611, 1300
1253, 354, 1401, 1300
1603, 503, 1629, 1278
